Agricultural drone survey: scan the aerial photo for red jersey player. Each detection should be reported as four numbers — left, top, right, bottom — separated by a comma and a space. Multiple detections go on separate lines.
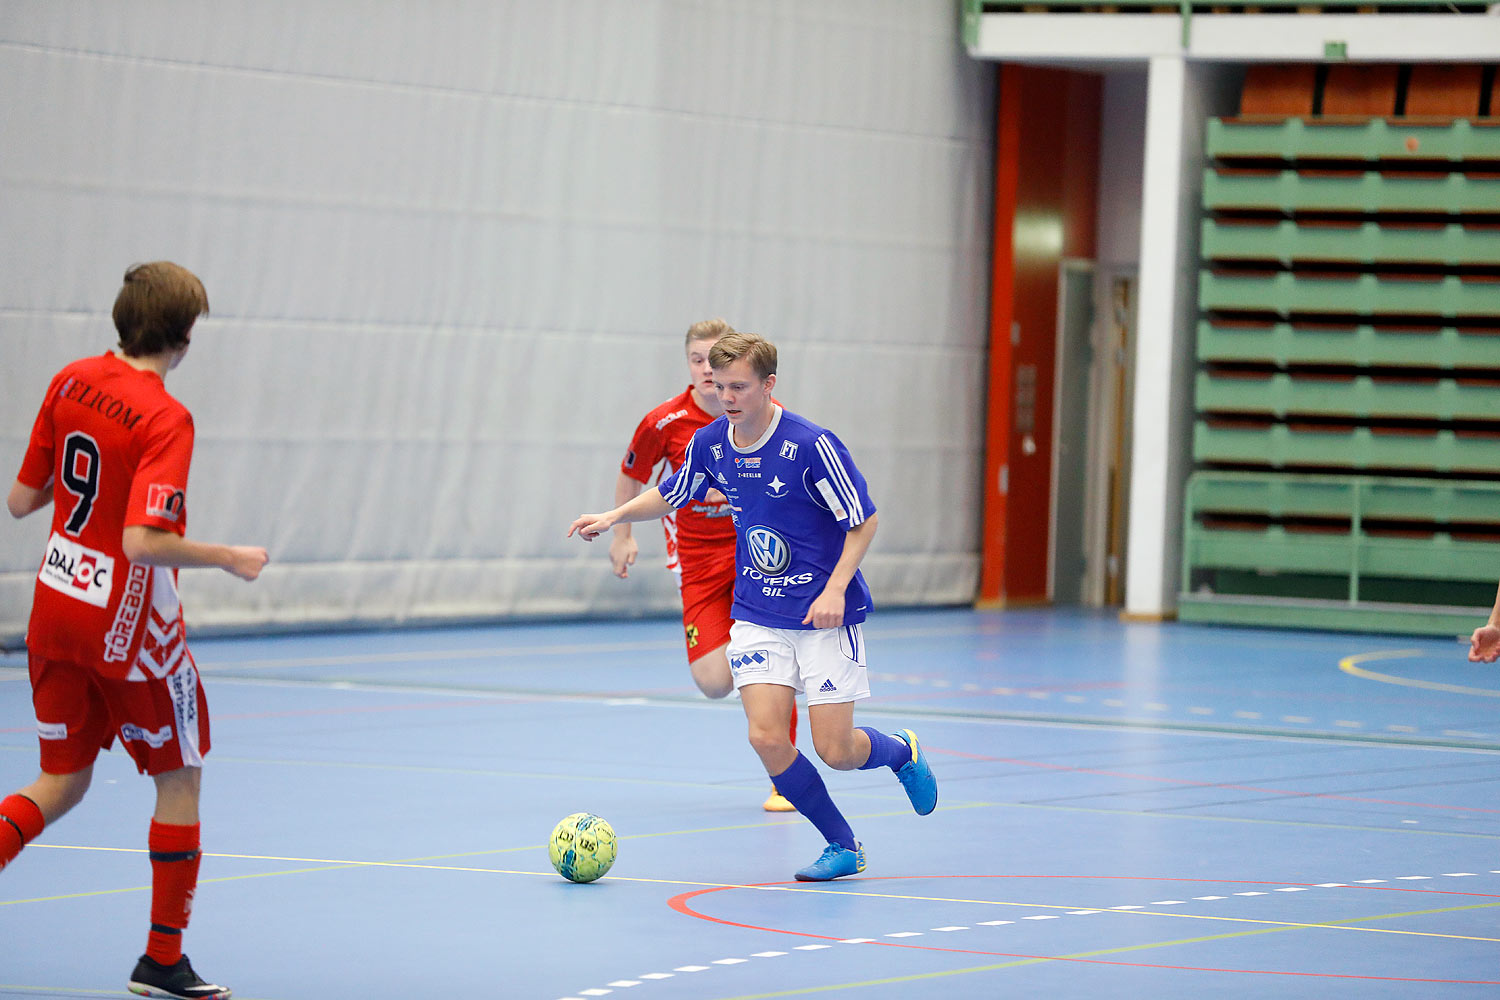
610, 319, 798, 812
3, 262, 267, 1000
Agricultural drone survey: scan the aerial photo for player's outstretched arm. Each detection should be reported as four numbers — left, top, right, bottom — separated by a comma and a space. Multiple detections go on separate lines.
7, 480, 53, 519
570, 488, 676, 542
122, 525, 268, 581
609, 473, 645, 577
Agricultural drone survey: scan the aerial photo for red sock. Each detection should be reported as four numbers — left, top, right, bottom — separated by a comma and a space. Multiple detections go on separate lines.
146, 820, 201, 966
0, 794, 45, 870
788, 701, 798, 747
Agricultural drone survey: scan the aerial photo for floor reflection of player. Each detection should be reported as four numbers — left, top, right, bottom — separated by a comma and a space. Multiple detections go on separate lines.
608, 319, 798, 812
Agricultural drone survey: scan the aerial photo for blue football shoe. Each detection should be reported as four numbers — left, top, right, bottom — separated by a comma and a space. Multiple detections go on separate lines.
794, 841, 866, 882
895, 729, 937, 815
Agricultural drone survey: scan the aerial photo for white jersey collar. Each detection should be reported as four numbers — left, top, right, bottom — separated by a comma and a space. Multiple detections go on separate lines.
731, 404, 782, 454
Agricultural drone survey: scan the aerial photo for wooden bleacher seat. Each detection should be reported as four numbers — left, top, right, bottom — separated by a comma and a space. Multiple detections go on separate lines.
1322, 64, 1400, 117
1405, 64, 1483, 119
1240, 64, 1316, 118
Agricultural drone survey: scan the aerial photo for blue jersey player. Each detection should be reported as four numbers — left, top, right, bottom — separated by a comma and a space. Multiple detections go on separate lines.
569, 332, 936, 881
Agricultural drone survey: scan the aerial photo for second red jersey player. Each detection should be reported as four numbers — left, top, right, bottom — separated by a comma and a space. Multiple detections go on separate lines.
609, 319, 798, 812
619, 383, 738, 662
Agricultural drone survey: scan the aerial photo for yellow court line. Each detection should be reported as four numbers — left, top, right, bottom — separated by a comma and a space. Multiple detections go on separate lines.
686, 884, 1500, 944
785, 890, 1500, 942
707, 901, 1500, 999
1091, 899, 1500, 943
15, 842, 1500, 944
1339, 649, 1500, 698
1, 811, 896, 906
18, 802, 962, 867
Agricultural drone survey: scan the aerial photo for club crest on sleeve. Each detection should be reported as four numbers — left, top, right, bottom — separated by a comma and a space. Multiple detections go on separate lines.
145, 483, 185, 522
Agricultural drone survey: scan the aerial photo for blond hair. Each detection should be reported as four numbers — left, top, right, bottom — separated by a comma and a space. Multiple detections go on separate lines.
685, 317, 734, 349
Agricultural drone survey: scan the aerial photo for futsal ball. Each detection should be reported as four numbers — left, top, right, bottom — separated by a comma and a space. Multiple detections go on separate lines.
548, 812, 617, 883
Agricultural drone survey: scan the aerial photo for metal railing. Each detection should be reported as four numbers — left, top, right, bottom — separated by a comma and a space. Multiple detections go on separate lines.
962, 0, 1492, 49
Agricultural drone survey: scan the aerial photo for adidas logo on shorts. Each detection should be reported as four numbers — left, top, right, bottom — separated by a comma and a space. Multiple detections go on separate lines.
819, 679, 837, 693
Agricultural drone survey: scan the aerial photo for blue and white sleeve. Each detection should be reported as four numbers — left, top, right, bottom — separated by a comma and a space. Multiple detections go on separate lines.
657, 433, 710, 509
811, 432, 875, 529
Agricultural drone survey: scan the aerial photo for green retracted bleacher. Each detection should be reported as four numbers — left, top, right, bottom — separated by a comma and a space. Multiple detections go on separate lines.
1181, 62, 1500, 635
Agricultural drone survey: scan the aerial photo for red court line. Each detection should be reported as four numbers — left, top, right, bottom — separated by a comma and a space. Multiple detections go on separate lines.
667, 874, 1500, 986
933, 746, 1500, 815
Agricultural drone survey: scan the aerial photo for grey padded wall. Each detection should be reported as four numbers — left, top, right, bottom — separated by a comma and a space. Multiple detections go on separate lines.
0, 0, 995, 636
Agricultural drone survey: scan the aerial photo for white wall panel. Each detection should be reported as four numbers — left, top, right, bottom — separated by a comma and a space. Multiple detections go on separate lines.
1, 0, 994, 637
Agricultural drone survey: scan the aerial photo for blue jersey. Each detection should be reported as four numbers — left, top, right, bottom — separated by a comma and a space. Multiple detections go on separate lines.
659, 405, 875, 630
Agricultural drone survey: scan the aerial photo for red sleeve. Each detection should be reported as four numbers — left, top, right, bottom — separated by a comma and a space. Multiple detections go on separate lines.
620, 413, 665, 485
125, 408, 194, 535
16, 371, 65, 489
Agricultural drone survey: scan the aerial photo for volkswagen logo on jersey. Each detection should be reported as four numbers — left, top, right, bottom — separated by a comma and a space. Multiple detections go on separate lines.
746, 526, 791, 575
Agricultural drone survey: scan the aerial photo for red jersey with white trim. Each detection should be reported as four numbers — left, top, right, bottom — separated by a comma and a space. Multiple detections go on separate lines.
620, 386, 735, 552
16, 353, 194, 681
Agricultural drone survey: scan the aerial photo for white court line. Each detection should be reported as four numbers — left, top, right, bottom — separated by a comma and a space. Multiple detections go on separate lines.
561, 871, 1500, 999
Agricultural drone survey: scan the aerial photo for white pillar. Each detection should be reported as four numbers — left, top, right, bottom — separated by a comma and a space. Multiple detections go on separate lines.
1124, 55, 1193, 618
1124, 58, 1240, 618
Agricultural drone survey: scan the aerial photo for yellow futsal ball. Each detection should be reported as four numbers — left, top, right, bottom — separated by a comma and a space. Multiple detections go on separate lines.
548, 812, 617, 883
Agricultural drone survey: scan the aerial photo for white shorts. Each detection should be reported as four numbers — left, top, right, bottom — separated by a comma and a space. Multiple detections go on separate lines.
727, 620, 871, 706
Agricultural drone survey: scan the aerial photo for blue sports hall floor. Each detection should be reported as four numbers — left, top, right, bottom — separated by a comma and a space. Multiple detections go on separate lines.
2, 607, 1498, 999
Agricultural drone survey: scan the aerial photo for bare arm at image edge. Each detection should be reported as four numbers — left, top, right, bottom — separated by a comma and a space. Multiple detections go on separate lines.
1469, 580, 1500, 663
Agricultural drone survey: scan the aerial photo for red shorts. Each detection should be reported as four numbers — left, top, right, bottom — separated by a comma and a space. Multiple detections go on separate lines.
679, 547, 735, 665
29, 652, 211, 776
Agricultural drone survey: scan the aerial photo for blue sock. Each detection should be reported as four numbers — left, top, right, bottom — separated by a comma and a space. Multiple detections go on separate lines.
856, 727, 911, 771
770, 752, 856, 851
